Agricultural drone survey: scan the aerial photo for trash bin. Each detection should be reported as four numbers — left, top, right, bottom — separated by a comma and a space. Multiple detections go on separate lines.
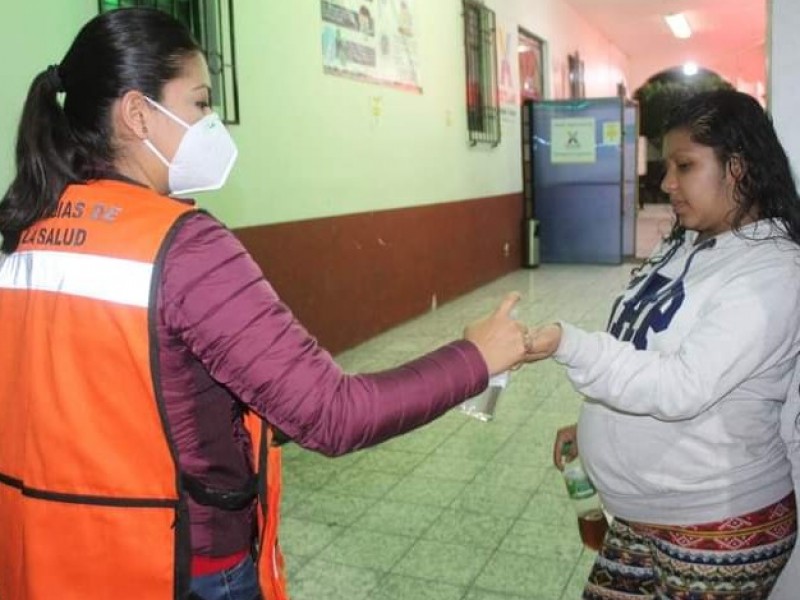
526, 219, 540, 268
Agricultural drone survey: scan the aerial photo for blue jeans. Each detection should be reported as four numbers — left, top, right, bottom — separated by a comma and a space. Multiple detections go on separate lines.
190, 555, 262, 600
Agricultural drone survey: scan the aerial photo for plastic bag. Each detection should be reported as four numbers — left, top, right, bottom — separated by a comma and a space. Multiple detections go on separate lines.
458, 370, 509, 422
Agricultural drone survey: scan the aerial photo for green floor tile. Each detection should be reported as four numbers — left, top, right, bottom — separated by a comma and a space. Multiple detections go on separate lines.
315, 528, 416, 571
353, 499, 444, 537
356, 448, 426, 475
519, 418, 580, 446
474, 551, 572, 598
457, 413, 523, 435
500, 519, 583, 562
280, 478, 309, 513
563, 549, 597, 598
473, 461, 548, 492
423, 508, 514, 549
282, 489, 374, 527
519, 491, 575, 527
422, 410, 469, 434
368, 574, 465, 600
464, 589, 529, 600
487, 407, 536, 430
491, 437, 551, 466
563, 568, 590, 599
279, 517, 343, 559
433, 429, 512, 461
391, 540, 494, 586
449, 480, 533, 519
321, 468, 404, 499
538, 468, 573, 496
410, 454, 487, 482
281, 461, 338, 491
283, 444, 364, 472
383, 474, 469, 508
288, 558, 382, 600
380, 426, 456, 454
280, 551, 309, 581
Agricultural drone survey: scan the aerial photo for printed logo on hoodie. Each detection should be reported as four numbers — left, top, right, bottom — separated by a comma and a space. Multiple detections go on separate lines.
607, 273, 685, 350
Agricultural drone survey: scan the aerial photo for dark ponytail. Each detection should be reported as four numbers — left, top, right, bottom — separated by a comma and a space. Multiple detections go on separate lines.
0, 66, 75, 252
0, 8, 200, 253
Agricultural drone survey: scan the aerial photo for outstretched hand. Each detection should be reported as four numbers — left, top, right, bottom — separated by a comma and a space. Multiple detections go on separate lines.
464, 292, 528, 376
553, 423, 578, 470
526, 323, 562, 361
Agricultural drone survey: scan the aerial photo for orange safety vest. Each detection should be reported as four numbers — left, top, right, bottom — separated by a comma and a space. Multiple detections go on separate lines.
0, 179, 288, 599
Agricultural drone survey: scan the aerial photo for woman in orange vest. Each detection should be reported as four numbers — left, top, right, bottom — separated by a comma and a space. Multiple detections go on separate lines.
0, 8, 534, 600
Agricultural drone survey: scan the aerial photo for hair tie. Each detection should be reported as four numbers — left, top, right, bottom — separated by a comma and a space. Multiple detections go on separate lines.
45, 64, 64, 93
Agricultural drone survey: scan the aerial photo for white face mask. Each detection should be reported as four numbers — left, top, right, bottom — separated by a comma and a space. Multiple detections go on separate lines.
143, 96, 238, 196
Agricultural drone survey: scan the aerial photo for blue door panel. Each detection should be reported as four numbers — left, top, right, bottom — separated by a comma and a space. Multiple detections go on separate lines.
532, 98, 624, 264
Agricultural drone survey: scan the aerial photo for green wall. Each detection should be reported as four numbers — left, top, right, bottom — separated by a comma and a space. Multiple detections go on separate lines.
0, 1, 523, 228
213, 1, 523, 227
0, 1, 97, 193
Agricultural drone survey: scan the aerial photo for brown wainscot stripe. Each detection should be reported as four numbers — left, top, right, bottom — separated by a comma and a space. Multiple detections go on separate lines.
234, 193, 523, 354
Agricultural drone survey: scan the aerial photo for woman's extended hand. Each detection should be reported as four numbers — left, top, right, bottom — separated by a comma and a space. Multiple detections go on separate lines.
553, 423, 578, 470
527, 323, 562, 361
464, 292, 528, 376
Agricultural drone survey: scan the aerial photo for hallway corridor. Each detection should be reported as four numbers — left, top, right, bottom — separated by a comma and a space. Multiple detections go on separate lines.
280, 263, 640, 599
278, 205, 676, 598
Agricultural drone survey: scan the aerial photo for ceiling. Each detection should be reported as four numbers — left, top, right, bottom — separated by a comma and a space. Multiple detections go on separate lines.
562, 0, 767, 91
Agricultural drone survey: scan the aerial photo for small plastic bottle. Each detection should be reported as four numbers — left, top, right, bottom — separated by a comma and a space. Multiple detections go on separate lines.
458, 368, 507, 421
560, 442, 608, 551
458, 308, 517, 422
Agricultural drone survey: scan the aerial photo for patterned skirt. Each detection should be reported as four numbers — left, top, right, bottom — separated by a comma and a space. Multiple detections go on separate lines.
582, 494, 797, 600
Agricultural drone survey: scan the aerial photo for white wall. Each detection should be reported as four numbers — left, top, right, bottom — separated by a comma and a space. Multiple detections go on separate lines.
0, 2, 629, 231
769, 0, 800, 177
494, 0, 628, 99
767, 3, 800, 595
628, 47, 766, 94
0, 2, 97, 193
201, 0, 630, 227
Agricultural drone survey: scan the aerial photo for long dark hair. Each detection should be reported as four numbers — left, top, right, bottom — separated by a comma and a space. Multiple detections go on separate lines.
662, 89, 800, 245
0, 8, 199, 252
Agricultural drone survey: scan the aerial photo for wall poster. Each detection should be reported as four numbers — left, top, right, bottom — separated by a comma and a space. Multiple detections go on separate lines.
321, 0, 421, 93
551, 117, 597, 164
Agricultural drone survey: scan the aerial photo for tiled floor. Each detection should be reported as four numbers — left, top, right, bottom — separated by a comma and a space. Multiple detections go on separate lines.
279, 206, 671, 599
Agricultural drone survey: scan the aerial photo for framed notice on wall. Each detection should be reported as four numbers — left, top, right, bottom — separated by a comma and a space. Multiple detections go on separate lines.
518, 29, 544, 101
551, 117, 597, 164
320, 0, 422, 93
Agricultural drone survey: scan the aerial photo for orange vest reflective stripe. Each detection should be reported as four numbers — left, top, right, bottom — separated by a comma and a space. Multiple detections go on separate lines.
0, 180, 287, 599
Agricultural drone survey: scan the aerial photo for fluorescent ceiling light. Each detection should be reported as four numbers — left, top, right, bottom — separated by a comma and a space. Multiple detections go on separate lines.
665, 13, 692, 39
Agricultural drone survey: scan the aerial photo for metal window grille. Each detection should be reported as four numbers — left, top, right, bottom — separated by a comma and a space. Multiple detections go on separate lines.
463, 0, 500, 146
99, 0, 240, 124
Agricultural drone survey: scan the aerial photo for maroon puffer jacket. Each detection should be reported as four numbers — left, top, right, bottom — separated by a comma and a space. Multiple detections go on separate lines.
156, 213, 488, 557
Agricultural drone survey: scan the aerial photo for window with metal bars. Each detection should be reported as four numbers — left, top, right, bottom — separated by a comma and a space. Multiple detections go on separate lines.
463, 0, 500, 146
99, 0, 239, 124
